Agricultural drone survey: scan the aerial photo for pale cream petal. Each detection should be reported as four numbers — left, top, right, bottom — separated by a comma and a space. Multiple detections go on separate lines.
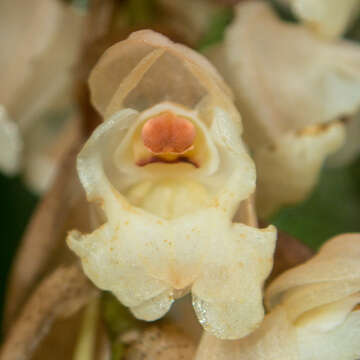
0, 0, 61, 106
196, 296, 360, 360
328, 113, 360, 166
22, 114, 81, 194
297, 307, 360, 360
130, 289, 175, 321
0, 0, 61, 176
207, 1, 360, 216
0, 106, 22, 175
191, 224, 276, 339
195, 234, 360, 359
67, 228, 172, 310
196, 234, 360, 359
255, 122, 345, 217
0, 0, 85, 191
89, 29, 233, 119
266, 233, 360, 318
195, 307, 298, 360
276, 279, 360, 325
218, 1, 360, 137
195, 302, 360, 360
295, 293, 360, 331
280, 0, 360, 38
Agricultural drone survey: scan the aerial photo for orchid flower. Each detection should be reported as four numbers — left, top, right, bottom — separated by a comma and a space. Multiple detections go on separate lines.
207, 1, 360, 217
196, 233, 360, 360
276, 0, 360, 167
278, 0, 360, 39
0, 0, 85, 192
66, 30, 276, 340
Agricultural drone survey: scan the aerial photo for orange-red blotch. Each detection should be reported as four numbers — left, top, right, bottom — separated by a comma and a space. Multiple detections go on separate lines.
141, 112, 196, 154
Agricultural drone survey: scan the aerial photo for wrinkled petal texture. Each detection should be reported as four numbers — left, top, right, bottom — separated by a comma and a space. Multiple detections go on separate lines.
67, 30, 277, 340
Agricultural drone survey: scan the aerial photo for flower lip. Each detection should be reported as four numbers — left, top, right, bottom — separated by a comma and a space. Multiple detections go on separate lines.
141, 111, 196, 154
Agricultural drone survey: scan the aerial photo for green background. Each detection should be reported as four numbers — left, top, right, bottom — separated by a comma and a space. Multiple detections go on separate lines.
0, 175, 38, 338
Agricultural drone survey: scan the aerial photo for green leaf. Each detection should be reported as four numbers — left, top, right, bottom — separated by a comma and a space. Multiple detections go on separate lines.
111, 341, 126, 360
60, 0, 90, 11
267, 0, 297, 23
0, 175, 38, 340
102, 293, 144, 360
197, 7, 233, 51
101, 292, 142, 340
345, 13, 360, 42
271, 156, 360, 250
127, 0, 157, 26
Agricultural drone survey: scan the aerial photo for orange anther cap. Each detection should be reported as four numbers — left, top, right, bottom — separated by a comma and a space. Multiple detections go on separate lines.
141, 112, 196, 154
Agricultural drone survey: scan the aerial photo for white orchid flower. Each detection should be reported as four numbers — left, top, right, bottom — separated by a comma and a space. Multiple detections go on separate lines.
67, 30, 276, 340
206, 1, 360, 217
0, 0, 84, 192
196, 233, 360, 360
277, 0, 360, 167
278, 0, 360, 38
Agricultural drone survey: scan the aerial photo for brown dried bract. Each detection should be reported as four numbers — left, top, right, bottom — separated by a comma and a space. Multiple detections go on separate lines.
4, 140, 86, 328
268, 228, 313, 282
0, 265, 98, 360
124, 323, 196, 360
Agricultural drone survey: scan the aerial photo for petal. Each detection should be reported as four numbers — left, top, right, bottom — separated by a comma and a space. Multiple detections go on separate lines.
255, 122, 345, 217
280, 0, 360, 38
195, 307, 298, 360
191, 224, 276, 339
0, 106, 22, 175
266, 233, 360, 321
213, 1, 360, 137
297, 307, 360, 360
207, 1, 360, 215
89, 30, 233, 119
